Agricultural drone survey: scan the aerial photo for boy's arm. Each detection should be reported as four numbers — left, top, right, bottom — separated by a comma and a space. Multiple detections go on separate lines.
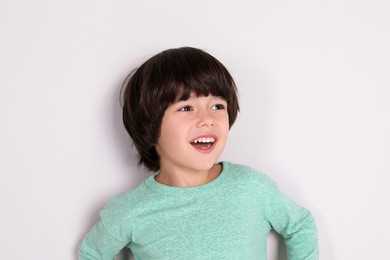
78, 192, 133, 260
262, 179, 319, 259
78, 221, 129, 260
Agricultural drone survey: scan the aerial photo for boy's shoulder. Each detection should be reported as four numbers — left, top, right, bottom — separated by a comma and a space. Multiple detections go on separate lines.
225, 161, 284, 207
99, 177, 155, 220
225, 161, 275, 185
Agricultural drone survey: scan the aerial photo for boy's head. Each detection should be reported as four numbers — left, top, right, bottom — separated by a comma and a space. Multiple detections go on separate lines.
121, 47, 239, 172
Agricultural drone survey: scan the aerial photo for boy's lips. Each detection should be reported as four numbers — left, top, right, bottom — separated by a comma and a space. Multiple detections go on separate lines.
189, 135, 218, 154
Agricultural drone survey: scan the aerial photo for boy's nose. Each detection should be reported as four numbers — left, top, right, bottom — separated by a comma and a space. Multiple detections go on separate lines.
196, 110, 215, 127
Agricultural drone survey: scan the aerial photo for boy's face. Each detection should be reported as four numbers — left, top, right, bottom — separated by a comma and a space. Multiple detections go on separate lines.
155, 93, 229, 175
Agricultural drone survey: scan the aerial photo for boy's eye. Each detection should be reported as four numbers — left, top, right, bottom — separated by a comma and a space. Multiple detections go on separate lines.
211, 104, 225, 110
178, 106, 193, 112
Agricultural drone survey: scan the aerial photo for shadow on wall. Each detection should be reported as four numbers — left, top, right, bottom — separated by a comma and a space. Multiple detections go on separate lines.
74, 80, 151, 259
268, 231, 287, 260
116, 248, 133, 260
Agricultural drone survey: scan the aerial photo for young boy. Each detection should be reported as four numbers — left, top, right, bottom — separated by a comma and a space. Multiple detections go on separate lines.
79, 47, 319, 259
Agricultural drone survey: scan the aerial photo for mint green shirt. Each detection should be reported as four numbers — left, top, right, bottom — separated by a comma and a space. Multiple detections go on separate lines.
79, 161, 318, 259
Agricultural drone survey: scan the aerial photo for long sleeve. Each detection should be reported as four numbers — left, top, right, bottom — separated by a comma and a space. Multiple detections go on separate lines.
261, 177, 319, 259
78, 192, 133, 260
78, 221, 128, 260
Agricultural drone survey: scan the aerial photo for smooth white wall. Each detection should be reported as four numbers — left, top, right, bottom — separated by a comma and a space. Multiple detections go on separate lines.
1, 0, 389, 259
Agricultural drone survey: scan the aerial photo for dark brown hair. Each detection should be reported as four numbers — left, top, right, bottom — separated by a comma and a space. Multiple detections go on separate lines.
121, 47, 239, 172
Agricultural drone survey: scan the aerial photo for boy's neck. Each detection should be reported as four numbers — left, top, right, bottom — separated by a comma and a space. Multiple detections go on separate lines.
155, 163, 222, 188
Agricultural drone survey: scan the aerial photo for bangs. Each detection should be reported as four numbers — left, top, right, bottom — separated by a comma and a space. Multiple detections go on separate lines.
154, 47, 236, 105
173, 80, 231, 103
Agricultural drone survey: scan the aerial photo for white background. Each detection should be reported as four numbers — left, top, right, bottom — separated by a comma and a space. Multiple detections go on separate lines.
1, 0, 389, 259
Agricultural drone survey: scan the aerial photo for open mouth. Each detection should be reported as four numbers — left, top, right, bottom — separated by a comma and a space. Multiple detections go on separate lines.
190, 137, 216, 150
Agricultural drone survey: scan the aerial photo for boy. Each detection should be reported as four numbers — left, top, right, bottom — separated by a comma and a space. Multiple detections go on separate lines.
79, 47, 318, 259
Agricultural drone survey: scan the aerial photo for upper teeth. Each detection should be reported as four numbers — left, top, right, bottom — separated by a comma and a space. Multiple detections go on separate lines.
192, 137, 215, 143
